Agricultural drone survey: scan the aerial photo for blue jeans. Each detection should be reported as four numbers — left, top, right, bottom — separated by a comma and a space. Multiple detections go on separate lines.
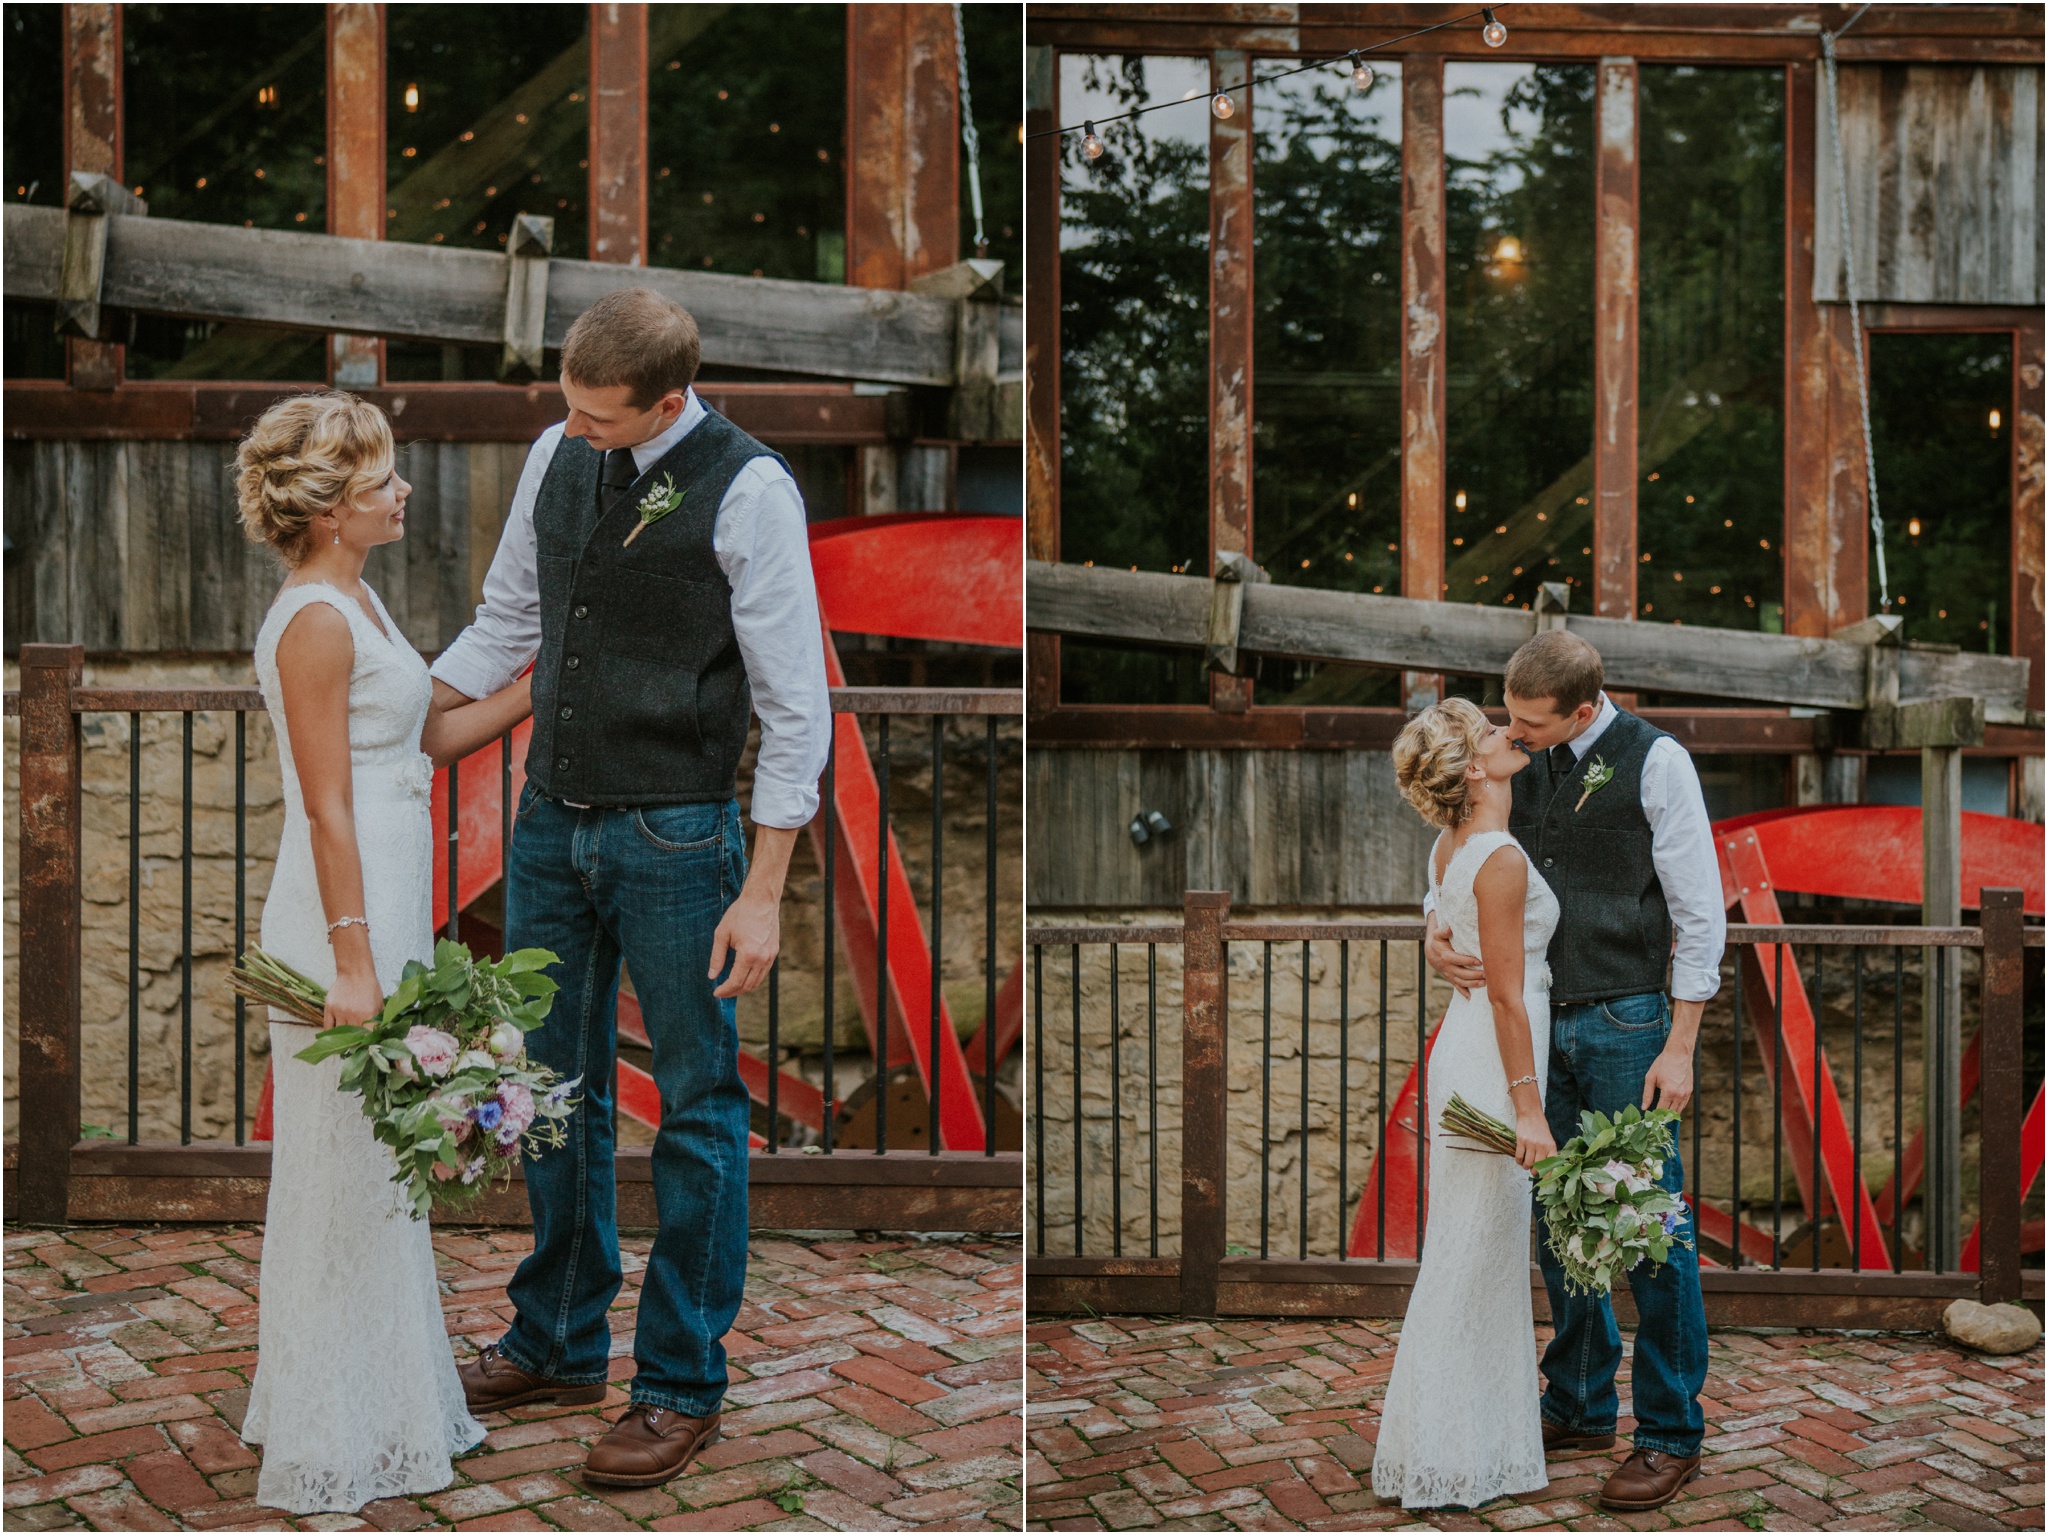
1536, 991, 1709, 1458
498, 790, 752, 1417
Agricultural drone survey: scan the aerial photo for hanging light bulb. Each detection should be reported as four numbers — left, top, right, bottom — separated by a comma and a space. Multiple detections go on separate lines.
1481, 8, 1508, 46
1348, 51, 1375, 92
1211, 91, 1236, 120
404, 83, 420, 112
1081, 121, 1105, 161
1908, 517, 1922, 537
1989, 408, 2002, 431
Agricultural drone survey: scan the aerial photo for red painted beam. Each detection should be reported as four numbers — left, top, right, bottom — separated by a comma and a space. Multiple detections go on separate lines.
616, 989, 834, 1133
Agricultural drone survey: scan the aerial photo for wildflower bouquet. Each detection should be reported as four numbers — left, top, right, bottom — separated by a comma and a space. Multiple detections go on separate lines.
1439, 1094, 1692, 1295
228, 940, 581, 1220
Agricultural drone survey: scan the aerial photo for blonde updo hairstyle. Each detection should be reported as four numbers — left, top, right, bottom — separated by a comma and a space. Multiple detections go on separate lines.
1392, 696, 1493, 831
235, 391, 395, 566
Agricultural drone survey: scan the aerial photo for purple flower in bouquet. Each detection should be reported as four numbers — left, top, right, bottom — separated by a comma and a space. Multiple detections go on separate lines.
404, 1025, 461, 1078
1661, 1208, 1687, 1236
459, 1154, 487, 1185
472, 1099, 503, 1133
496, 1082, 536, 1137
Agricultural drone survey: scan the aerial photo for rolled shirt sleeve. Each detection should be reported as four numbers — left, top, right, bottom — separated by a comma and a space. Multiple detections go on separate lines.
714, 460, 833, 830
427, 425, 560, 701
1642, 737, 1727, 1003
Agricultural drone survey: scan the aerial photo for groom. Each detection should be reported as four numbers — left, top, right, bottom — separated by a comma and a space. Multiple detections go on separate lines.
427, 287, 831, 1485
1425, 631, 1724, 1513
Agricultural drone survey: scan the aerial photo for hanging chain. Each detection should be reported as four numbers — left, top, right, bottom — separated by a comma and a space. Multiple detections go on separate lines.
952, 2, 988, 258
1822, 10, 1888, 610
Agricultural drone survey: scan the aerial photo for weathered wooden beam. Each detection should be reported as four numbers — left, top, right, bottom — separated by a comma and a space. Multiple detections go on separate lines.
5, 203, 1022, 390
62, 3, 121, 388
327, 2, 385, 388
500, 214, 554, 383
1594, 57, 1639, 621
589, 2, 648, 266
55, 172, 145, 341
1024, 560, 2035, 720
1400, 54, 1447, 711
1210, 49, 1255, 715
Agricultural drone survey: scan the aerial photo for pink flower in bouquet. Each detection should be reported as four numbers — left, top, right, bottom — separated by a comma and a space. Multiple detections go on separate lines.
404, 1025, 461, 1078
431, 1160, 458, 1181
487, 1020, 525, 1061
496, 1082, 536, 1138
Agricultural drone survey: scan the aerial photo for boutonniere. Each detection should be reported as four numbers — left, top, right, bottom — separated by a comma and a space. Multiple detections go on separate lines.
621, 473, 684, 547
1575, 755, 1614, 812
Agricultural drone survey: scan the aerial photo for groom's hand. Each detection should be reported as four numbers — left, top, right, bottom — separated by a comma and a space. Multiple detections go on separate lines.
1641, 1047, 1694, 1114
709, 887, 779, 998
1423, 917, 1487, 998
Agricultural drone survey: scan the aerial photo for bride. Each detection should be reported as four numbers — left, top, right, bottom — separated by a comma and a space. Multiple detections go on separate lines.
1374, 697, 1558, 1510
233, 392, 534, 1514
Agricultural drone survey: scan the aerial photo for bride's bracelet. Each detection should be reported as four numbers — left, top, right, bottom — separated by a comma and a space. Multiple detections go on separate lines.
326, 916, 370, 936
1507, 1074, 1538, 1091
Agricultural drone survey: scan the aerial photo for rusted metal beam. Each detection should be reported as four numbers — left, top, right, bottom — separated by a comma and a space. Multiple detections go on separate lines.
588, 2, 648, 265
1, 380, 898, 444
327, 3, 385, 388
2017, 316, 2045, 714
1400, 54, 1446, 711
1179, 891, 1231, 1318
62, 2, 121, 390
846, 4, 961, 291
18, 684, 1018, 716
1594, 57, 1639, 622
1782, 60, 1834, 638
1209, 49, 1255, 715
1824, 303, 1874, 628
1978, 888, 2028, 1306
16, 645, 85, 1224
1025, 43, 1060, 718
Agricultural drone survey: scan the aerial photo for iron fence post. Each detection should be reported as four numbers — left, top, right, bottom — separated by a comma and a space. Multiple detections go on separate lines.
17, 644, 84, 1224
1180, 890, 1231, 1319
1977, 888, 2025, 1306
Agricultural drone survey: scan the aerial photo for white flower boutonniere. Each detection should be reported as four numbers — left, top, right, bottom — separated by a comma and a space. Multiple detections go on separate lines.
1575, 755, 1615, 812
622, 473, 684, 547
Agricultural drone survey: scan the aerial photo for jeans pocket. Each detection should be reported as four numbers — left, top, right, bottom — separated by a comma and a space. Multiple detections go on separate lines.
514, 779, 541, 822
1599, 992, 1669, 1031
631, 803, 725, 852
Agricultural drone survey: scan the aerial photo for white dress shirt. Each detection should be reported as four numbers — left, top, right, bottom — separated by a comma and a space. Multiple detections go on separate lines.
429, 389, 833, 830
1425, 693, 1727, 1003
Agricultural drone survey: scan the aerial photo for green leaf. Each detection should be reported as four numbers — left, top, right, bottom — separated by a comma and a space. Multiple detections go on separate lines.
295, 1025, 374, 1063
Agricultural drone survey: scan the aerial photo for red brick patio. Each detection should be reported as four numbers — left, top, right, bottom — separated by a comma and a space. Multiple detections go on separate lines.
4, 1224, 1021, 1531
1025, 1315, 2043, 1531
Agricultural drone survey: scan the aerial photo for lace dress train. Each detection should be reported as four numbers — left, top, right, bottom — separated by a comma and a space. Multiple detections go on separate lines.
240, 582, 486, 1514
1371, 830, 1557, 1510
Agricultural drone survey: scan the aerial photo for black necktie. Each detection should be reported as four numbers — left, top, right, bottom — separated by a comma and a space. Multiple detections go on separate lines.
600, 448, 638, 513
1550, 743, 1575, 783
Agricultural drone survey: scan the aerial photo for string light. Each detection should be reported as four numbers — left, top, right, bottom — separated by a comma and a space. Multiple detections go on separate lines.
1989, 408, 2002, 430
1033, 7, 1508, 144
1908, 517, 1922, 536
1454, 490, 1467, 509
404, 83, 419, 112
1081, 121, 1105, 160
1349, 51, 1375, 92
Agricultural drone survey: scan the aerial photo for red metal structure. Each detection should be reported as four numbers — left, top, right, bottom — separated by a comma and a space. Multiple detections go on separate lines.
256, 512, 1023, 1149
1348, 804, 2044, 1267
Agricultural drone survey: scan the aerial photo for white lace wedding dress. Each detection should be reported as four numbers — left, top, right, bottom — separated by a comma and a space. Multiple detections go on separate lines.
1372, 829, 1557, 1510
241, 581, 485, 1514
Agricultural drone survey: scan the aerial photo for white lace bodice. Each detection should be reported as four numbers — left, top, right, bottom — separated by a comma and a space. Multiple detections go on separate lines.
1428, 828, 1558, 995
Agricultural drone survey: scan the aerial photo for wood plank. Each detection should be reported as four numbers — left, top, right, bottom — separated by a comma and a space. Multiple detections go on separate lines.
1025, 559, 2034, 717
1815, 64, 2044, 307
588, 2, 648, 265
1594, 57, 1639, 620
1210, 49, 1255, 714
1400, 54, 1447, 710
4, 205, 970, 387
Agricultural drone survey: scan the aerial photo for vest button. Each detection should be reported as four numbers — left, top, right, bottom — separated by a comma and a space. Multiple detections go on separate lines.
556, 756, 570, 770
573, 604, 589, 619
1544, 857, 1555, 867
566, 655, 580, 670
559, 706, 574, 721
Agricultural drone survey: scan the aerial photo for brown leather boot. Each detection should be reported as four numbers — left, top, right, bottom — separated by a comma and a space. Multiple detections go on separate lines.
582, 1403, 721, 1488
1541, 1417, 1617, 1453
1598, 1448, 1702, 1511
458, 1342, 609, 1414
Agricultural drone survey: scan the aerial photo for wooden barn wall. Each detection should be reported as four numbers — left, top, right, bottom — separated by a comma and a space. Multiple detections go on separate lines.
3, 439, 529, 655
1815, 64, 2044, 305
1026, 747, 1435, 909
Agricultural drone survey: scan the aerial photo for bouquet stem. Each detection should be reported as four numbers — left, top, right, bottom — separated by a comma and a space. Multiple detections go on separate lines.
1440, 1093, 1519, 1156
226, 947, 329, 1027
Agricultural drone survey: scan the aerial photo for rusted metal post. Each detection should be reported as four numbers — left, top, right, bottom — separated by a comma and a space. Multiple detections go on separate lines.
1400, 54, 1445, 713
1208, 49, 1253, 715
589, 2, 648, 266
1180, 890, 1231, 1318
846, 3, 960, 289
327, 3, 385, 387
1923, 747, 1963, 1271
2015, 318, 2043, 714
1024, 42, 1059, 720
1977, 888, 2025, 1306
62, 3, 121, 389
1782, 60, 1841, 640
17, 645, 85, 1224
1593, 57, 1639, 625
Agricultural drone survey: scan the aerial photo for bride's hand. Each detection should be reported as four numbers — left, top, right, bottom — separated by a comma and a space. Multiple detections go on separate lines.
325, 963, 384, 1031
1514, 1110, 1556, 1171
